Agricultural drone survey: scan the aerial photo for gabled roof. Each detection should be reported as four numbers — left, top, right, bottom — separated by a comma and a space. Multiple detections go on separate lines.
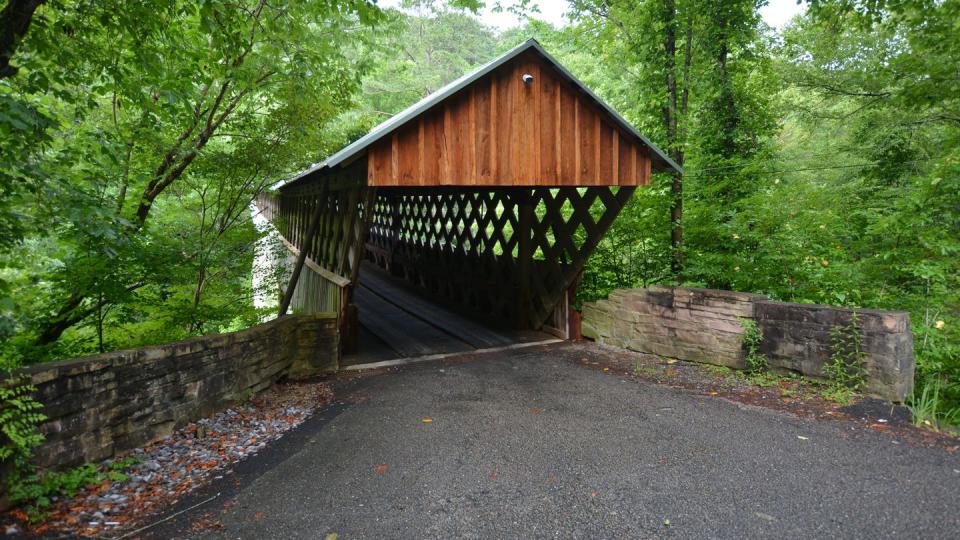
282, 38, 681, 188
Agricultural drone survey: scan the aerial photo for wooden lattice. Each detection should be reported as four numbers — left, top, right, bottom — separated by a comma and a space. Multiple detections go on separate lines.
366, 186, 636, 330
257, 161, 375, 314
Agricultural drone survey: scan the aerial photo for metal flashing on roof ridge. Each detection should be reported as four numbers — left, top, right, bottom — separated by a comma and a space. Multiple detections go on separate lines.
281, 38, 681, 189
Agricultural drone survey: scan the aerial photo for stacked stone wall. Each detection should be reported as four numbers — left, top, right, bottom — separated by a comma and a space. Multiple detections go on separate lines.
9, 313, 337, 470
582, 286, 913, 402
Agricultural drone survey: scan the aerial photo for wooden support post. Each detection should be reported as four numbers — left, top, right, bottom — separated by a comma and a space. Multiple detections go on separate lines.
516, 189, 534, 329
278, 186, 328, 317
567, 269, 584, 340
342, 186, 377, 354
350, 187, 378, 286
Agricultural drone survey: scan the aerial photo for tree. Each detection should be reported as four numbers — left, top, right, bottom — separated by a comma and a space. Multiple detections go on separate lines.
0, 0, 381, 360
780, 1, 960, 415
571, 0, 695, 276
354, 1, 496, 120
569, 0, 774, 282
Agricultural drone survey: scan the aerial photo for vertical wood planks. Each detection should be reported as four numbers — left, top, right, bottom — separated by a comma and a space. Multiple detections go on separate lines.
364, 52, 656, 187
639, 148, 652, 186
619, 141, 637, 185
421, 109, 443, 183
577, 96, 597, 184
396, 121, 419, 184
495, 65, 514, 185
475, 76, 493, 182
516, 58, 539, 183
538, 67, 558, 183
559, 86, 577, 185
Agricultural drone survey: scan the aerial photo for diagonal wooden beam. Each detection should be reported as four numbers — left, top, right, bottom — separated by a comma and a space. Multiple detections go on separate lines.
278, 183, 329, 317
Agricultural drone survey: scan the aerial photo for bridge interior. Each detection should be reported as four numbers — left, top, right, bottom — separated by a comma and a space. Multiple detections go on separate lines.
345, 262, 554, 365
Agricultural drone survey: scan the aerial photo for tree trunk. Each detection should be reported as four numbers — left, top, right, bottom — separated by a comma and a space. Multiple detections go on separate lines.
34, 291, 86, 345
670, 172, 683, 275
96, 293, 105, 353
34, 282, 144, 346
661, 0, 685, 277
0, 0, 45, 80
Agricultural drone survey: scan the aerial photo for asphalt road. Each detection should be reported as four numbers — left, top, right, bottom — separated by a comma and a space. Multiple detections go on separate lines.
172, 342, 960, 539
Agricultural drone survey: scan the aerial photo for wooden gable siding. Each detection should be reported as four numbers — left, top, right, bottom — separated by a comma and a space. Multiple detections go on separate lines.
366, 51, 652, 187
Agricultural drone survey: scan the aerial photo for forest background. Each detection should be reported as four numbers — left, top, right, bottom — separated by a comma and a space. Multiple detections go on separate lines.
0, 0, 957, 424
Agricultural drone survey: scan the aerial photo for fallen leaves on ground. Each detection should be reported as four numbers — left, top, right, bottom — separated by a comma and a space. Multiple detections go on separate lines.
4, 381, 333, 539
189, 512, 224, 533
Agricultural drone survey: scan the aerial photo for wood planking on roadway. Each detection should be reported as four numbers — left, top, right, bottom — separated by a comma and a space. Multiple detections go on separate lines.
352, 286, 473, 358
358, 264, 518, 350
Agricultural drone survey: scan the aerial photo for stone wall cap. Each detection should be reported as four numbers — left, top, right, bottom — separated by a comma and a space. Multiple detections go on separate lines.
645, 285, 768, 302
13, 313, 338, 379
755, 299, 911, 317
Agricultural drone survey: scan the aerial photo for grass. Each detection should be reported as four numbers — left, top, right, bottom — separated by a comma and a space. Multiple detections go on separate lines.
909, 376, 960, 431
701, 364, 733, 375
633, 362, 660, 377
748, 372, 782, 388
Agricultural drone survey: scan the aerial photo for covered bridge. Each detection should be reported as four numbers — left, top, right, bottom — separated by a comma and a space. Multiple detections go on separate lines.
257, 38, 681, 363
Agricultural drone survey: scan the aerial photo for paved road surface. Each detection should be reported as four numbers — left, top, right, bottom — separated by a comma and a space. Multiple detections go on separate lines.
165, 342, 960, 539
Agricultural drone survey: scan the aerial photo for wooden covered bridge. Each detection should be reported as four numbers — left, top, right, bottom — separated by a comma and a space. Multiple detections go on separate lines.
257, 39, 681, 364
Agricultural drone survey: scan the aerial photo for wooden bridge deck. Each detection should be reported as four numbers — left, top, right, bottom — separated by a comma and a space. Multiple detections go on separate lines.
344, 263, 554, 365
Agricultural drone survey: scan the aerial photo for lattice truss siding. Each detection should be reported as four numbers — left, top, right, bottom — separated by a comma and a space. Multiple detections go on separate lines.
257, 162, 374, 314
366, 186, 636, 329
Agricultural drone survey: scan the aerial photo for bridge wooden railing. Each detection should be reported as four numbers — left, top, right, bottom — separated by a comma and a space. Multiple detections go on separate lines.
255, 161, 374, 322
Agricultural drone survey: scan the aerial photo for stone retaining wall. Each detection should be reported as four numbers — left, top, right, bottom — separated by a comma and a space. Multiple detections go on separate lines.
581, 286, 913, 402
8, 313, 338, 471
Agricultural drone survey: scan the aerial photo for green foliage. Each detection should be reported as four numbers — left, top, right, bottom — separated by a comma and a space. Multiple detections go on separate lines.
6, 451, 138, 519
739, 318, 768, 376
0, 373, 58, 520
8, 462, 130, 521
236, 387, 256, 404
565, 1, 959, 422
822, 312, 867, 403
0, 375, 46, 479
1, 0, 383, 364
359, 2, 497, 117
633, 361, 658, 377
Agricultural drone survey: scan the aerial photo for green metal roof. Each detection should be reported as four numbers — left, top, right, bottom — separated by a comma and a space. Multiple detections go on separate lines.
282, 38, 681, 188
